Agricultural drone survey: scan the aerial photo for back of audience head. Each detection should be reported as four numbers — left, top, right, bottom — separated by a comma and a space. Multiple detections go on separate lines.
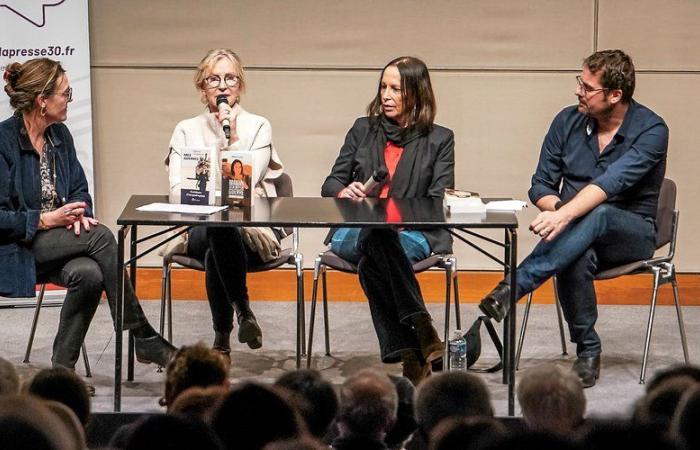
0, 357, 20, 395
169, 385, 229, 423
633, 375, 698, 431
517, 363, 586, 436
415, 371, 493, 435
672, 385, 700, 450
162, 343, 229, 409
385, 374, 418, 449
580, 421, 677, 450
336, 369, 398, 439
274, 368, 338, 439
491, 431, 579, 450
125, 414, 223, 450
0, 394, 76, 450
212, 382, 302, 450
262, 436, 328, 450
429, 416, 506, 450
43, 401, 87, 450
25, 366, 91, 427
646, 364, 700, 393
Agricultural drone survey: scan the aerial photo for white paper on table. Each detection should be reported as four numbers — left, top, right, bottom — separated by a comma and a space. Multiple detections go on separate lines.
485, 200, 528, 212
136, 203, 228, 215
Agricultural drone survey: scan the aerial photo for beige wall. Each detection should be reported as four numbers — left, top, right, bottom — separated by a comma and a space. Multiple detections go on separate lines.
88, 0, 700, 271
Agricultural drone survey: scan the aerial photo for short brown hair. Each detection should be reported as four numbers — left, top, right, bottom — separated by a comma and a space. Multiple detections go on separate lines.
194, 48, 246, 104
367, 56, 437, 135
3, 58, 65, 114
162, 343, 228, 408
583, 49, 635, 103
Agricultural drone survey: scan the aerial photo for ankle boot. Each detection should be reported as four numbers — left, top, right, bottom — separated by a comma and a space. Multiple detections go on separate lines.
234, 302, 262, 349
412, 314, 444, 365
213, 331, 231, 366
401, 350, 431, 386
134, 334, 177, 367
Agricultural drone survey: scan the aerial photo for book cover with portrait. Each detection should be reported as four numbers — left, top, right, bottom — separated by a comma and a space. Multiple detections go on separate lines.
179, 146, 217, 205
220, 150, 254, 207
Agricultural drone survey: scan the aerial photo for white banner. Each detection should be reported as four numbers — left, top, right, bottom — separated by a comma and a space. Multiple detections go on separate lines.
1, 0, 94, 196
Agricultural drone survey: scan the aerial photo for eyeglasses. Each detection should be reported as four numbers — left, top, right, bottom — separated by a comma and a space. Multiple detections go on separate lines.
53, 86, 73, 102
204, 74, 240, 89
576, 76, 608, 96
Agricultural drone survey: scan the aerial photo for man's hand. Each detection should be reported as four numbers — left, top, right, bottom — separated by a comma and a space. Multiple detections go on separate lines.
529, 210, 573, 242
337, 182, 367, 199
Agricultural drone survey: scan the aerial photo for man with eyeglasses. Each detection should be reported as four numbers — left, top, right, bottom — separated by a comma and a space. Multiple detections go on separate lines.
478, 49, 668, 388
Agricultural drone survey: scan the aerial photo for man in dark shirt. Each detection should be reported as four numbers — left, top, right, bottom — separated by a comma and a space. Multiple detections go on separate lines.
478, 50, 668, 388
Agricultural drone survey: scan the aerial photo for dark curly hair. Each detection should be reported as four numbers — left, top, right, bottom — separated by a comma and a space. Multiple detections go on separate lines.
583, 49, 636, 103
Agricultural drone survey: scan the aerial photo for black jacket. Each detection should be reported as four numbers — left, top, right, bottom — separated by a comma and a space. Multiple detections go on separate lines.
322, 117, 455, 254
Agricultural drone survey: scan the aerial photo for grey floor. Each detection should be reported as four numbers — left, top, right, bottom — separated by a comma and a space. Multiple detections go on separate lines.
1, 299, 697, 418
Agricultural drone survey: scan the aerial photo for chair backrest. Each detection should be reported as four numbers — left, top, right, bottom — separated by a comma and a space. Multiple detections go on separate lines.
655, 178, 677, 249
273, 173, 293, 198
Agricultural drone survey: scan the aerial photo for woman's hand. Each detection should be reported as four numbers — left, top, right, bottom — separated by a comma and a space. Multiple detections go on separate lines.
337, 182, 367, 199
66, 215, 100, 236
41, 202, 87, 229
214, 103, 239, 142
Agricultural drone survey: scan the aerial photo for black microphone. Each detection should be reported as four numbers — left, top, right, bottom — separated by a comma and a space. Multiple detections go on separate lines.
216, 94, 231, 139
362, 168, 389, 194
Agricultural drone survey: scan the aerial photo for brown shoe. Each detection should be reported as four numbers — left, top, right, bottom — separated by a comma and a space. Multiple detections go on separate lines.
401, 351, 431, 386
412, 314, 444, 365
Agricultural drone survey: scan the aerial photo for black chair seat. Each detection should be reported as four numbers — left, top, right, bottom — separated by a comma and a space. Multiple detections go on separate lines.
170, 248, 293, 273
595, 260, 648, 280
320, 251, 446, 274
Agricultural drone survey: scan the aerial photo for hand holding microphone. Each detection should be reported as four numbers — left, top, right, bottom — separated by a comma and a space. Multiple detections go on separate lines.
216, 94, 232, 139
338, 168, 389, 199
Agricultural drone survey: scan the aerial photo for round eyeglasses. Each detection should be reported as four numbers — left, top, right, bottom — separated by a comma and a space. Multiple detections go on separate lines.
205, 74, 240, 89
576, 75, 608, 96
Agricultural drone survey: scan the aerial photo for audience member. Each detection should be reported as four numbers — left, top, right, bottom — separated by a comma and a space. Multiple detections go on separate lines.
579, 421, 677, 450
633, 376, 697, 431
333, 369, 399, 450
429, 416, 506, 450
671, 385, 700, 450
43, 401, 87, 450
0, 394, 75, 450
125, 414, 223, 450
0, 357, 20, 394
385, 375, 418, 450
645, 364, 700, 393
169, 385, 230, 423
275, 369, 339, 440
162, 343, 229, 409
491, 431, 579, 450
263, 436, 328, 450
212, 382, 303, 450
517, 363, 586, 436
25, 366, 91, 427
410, 372, 493, 449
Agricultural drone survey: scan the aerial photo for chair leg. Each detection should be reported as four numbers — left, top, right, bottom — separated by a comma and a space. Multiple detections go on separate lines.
552, 278, 568, 355
453, 271, 461, 331
671, 277, 690, 364
640, 269, 662, 384
159, 262, 169, 340
306, 256, 322, 368
322, 268, 331, 356
515, 292, 534, 370
80, 343, 92, 377
127, 331, 135, 381
24, 285, 46, 364
296, 253, 306, 362
443, 261, 452, 363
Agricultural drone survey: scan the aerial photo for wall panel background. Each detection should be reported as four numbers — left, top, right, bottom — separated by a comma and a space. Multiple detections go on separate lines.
88, 1, 700, 271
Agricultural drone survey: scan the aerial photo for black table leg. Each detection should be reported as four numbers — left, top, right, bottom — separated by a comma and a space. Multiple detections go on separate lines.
503, 228, 518, 416
127, 226, 137, 381
114, 226, 127, 412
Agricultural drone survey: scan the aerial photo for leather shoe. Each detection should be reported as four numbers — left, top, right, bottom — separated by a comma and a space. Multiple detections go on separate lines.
237, 307, 263, 350
478, 281, 511, 323
401, 351, 431, 386
572, 355, 600, 388
412, 314, 444, 365
135, 335, 177, 367
213, 331, 232, 367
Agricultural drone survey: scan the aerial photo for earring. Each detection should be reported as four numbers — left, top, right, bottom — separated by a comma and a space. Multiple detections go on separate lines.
40, 104, 47, 117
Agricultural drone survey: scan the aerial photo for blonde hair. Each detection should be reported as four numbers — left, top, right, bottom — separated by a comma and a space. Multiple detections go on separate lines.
194, 48, 246, 104
3, 58, 65, 114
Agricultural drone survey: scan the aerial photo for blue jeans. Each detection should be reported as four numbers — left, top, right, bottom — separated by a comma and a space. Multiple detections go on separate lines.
515, 204, 656, 357
331, 228, 431, 265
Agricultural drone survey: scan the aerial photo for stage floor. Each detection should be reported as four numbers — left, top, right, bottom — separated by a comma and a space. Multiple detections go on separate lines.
2, 299, 697, 417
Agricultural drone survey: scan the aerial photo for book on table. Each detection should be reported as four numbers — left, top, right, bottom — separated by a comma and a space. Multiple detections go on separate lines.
178, 146, 217, 205
444, 188, 486, 213
221, 150, 255, 207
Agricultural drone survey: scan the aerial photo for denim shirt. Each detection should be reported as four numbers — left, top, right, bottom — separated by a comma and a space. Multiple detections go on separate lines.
528, 100, 668, 219
0, 114, 93, 297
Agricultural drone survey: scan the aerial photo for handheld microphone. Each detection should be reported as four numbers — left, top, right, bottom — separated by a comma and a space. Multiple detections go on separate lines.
216, 94, 231, 139
362, 167, 389, 194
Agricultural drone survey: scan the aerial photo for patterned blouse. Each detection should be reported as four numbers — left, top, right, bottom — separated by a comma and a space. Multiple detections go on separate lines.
39, 146, 58, 213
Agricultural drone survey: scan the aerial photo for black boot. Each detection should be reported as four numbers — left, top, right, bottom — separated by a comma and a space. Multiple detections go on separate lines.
213, 331, 231, 366
478, 281, 511, 322
235, 301, 262, 350
134, 334, 177, 367
572, 355, 601, 388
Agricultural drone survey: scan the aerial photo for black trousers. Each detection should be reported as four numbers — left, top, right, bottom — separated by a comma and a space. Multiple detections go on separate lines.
187, 226, 262, 334
357, 228, 431, 363
33, 225, 148, 368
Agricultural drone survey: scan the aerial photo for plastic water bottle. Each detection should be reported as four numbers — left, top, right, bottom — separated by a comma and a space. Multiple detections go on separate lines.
449, 329, 467, 371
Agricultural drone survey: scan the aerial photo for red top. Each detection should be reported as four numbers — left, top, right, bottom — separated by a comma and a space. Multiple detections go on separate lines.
379, 141, 404, 198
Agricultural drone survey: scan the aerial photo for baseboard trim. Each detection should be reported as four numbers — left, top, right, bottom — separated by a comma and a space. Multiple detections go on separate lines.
134, 268, 700, 306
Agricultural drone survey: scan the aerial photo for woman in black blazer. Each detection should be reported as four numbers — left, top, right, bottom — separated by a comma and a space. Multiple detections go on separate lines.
322, 56, 455, 384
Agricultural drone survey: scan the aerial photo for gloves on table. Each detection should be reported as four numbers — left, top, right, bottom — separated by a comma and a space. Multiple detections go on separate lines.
241, 227, 281, 262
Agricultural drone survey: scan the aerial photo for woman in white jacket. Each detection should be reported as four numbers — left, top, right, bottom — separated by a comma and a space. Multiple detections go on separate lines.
166, 49, 285, 361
